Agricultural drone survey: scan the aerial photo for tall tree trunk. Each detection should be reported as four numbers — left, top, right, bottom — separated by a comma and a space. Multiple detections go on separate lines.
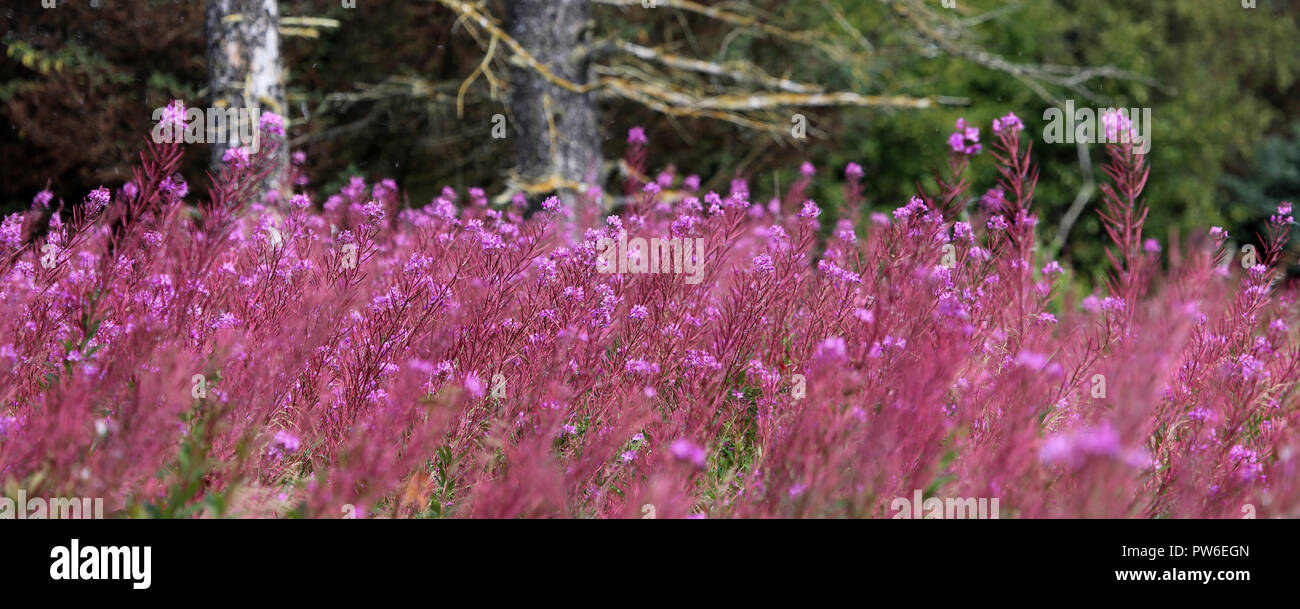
205, 0, 288, 194
507, 0, 600, 201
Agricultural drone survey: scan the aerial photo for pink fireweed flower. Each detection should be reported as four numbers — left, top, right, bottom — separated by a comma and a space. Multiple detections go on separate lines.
259, 111, 285, 136
362, 200, 386, 224
625, 359, 660, 376
1014, 350, 1050, 371
479, 232, 505, 252
704, 190, 723, 210
952, 221, 973, 243
684, 349, 722, 372
468, 186, 488, 206
0, 415, 23, 439
670, 438, 707, 468
817, 259, 861, 285
836, 219, 857, 244
980, 187, 1006, 213
1040, 422, 1150, 470
561, 286, 584, 303
629, 304, 649, 320
814, 336, 848, 361
509, 192, 528, 210
992, 112, 1024, 136
163, 99, 186, 121
1101, 109, 1137, 144
893, 196, 927, 220
1231, 353, 1268, 382
161, 175, 188, 200
627, 127, 648, 145
464, 372, 486, 399
222, 147, 250, 168
1271, 202, 1294, 225
32, 190, 54, 209
948, 118, 982, 155
1186, 408, 1214, 423
1229, 445, 1264, 481
341, 177, 367, 201
85, 186, 111, 214
266, 430, 301, 461
729, 178, 750, 201
1100, 297, 1126, 314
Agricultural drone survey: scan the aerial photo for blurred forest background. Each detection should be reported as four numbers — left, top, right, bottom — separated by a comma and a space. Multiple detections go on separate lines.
3, 0, 1299, 280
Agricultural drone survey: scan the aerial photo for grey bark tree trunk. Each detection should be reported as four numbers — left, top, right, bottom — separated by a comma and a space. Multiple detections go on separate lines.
506, 0, 601, 200
204, 0, 288, 193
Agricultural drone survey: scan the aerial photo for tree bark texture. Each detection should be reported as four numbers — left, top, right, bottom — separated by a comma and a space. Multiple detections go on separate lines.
506, 0, 601, 198
204, 0, 288, 191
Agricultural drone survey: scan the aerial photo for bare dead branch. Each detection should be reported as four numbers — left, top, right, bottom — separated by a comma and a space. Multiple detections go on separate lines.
600, 75, 940, 112
613, 41, 823, 94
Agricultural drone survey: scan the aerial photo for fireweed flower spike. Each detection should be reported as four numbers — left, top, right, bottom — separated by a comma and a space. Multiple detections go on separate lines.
992, 112, 1024, 136
259, 111, 285, 137
948, 118, 982, 155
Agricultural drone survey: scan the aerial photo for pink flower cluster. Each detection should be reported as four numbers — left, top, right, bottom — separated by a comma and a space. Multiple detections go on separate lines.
1, 114, 1299, 518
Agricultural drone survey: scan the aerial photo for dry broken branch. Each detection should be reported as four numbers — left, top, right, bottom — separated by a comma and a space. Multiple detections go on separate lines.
613, 41, 823, 94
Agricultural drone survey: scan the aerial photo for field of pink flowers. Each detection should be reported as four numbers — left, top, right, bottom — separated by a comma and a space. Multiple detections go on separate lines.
2, 108, 1297, 519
